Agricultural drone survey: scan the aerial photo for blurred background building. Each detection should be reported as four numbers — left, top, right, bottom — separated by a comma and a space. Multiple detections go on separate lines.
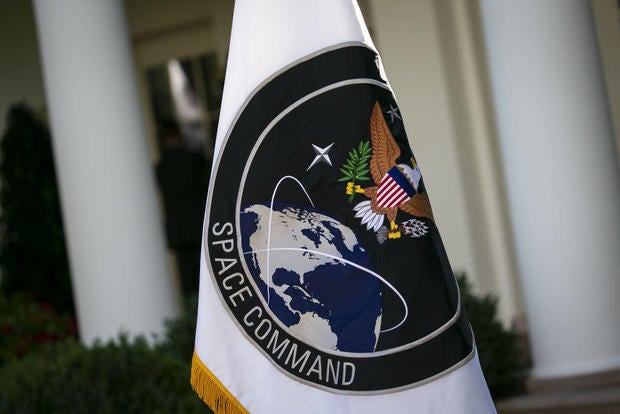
1, 0, 619, 411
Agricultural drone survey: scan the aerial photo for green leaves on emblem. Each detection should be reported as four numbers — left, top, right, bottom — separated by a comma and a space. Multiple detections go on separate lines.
339, 140, 372, 203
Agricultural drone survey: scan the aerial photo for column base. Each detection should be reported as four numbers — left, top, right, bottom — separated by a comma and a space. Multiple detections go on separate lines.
497, 368, 620, 414
532, 356, 620, 380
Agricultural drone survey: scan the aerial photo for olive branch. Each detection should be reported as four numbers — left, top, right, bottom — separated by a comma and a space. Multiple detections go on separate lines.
338, 140, 372, 202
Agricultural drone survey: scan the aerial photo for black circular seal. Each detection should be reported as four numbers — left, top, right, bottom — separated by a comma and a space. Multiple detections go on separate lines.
205, 44, 474, 394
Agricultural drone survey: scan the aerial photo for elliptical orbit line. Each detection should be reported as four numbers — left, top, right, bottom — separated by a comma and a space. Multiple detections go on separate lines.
266, 175, 315, 304
261, 174, 408, 332
247, 247, 409, 332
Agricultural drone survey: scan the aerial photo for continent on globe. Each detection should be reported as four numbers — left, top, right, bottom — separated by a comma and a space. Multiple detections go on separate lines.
240, 202, 382, 353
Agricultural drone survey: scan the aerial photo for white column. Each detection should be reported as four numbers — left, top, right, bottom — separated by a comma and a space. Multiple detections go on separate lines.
479, 0, 620, 379
33, 0, 179, 344
367, 0, 481, 284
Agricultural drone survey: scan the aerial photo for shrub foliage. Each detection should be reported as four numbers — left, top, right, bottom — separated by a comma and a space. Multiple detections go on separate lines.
458, 274, 527, 399
0, 281, 526, 412
0, 336, 208, 414
0, 292, 76, 367
0, 104, 73, 313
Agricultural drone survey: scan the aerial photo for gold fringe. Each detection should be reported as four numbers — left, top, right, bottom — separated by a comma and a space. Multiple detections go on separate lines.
191, 350, 249, 414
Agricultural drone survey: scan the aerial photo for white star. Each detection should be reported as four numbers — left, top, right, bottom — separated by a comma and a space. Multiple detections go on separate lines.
306, 142, 335, 171
386, 104, 402, 123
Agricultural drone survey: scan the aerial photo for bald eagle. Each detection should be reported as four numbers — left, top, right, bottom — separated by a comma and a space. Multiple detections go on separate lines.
346, 102, 434, 239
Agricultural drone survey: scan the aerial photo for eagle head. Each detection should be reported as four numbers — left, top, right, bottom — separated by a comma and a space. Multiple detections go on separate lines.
397, 163, 421, 191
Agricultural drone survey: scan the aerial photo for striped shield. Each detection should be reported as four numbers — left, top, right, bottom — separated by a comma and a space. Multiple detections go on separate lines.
376, 166, 417, 208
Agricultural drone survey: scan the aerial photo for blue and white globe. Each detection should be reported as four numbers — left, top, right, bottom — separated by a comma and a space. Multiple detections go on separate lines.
240, 202, 382, 353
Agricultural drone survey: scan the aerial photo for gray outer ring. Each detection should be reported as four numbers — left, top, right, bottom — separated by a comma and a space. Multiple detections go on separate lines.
201, 42, 474, 394
233, 78, 463, 358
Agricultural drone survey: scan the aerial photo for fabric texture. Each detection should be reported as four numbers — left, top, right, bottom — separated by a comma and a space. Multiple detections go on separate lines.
192, 1, 496, 413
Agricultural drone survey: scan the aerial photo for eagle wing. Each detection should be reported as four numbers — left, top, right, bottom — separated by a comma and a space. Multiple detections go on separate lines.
399, 192, 434, 222
369, 102, 401, 185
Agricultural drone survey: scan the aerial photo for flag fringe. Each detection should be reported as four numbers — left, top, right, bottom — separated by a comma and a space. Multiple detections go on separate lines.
191, 351, 249, 414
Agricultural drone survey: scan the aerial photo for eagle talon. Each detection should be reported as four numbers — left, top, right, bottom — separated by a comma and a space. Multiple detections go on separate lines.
387, 221, 401, 239
346, 182, 364, 195
345, 182, 354, 195
345, 102, 434, 241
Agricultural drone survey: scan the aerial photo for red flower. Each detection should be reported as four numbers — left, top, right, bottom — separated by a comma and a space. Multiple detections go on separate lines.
34, 333, 56, 344
69, 319, 78, 335
39, 302, 56, 315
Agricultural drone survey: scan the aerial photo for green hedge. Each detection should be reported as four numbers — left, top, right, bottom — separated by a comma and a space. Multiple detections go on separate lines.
0, 295, 210, 414
0, 292, 76, 366
458, 275, 527, 399
0, 104, 73, 313
0, 280, 524, 413
0, 337, 209, 414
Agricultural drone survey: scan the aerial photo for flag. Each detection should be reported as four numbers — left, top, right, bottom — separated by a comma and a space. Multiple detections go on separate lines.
191, 1, 496, 412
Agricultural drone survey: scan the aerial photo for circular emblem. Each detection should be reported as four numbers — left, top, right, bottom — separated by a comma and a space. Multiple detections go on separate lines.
205, 44, 473, 393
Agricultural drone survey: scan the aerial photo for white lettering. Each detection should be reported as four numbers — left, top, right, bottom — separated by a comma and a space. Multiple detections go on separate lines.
212, 238, 235, 253
266, 330, 290, 359
255, 319, 272, 340
214, 258, 237, 275
342, 362, 356, 385
285, 344, 311, 373
211, 222, 233, 236
222, 272, 244, 290
243, 306, 262, 327
326, 359, 340, 384
306, 355, 323, 381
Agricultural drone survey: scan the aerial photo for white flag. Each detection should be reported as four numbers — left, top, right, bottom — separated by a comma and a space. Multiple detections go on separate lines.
191, 1, 496, 413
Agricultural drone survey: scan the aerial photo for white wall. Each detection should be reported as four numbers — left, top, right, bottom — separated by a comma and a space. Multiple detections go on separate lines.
434, 0, 524, 325
125, 0, 233, 68
366, 0, 523, 325
367, 0, 480, 279
124, 0, 234, 162
0, 0, 235, 151
366, 4, 480, 271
